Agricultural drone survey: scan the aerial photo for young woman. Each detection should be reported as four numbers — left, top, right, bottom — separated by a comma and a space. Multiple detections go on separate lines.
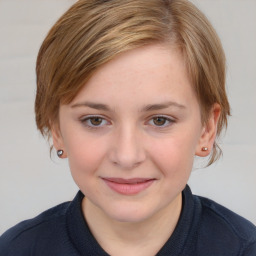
1, 0, 256, 255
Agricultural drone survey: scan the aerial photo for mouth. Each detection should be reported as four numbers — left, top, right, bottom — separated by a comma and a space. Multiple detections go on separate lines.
101, 177, 156, 195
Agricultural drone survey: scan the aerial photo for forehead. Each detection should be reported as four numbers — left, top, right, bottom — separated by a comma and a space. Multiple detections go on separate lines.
70, 44, 196, 109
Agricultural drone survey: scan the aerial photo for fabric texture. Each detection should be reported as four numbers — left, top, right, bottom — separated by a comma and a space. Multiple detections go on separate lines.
1, 185, 256, 256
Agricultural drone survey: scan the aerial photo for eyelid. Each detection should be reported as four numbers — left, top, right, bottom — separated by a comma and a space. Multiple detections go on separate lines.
147, 115, 176, 127
80, 114, 106, 121
80, 115, 111, 128
79, 114, 175, 129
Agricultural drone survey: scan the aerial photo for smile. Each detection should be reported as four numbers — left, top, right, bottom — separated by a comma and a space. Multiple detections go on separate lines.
102, 177, 156, 195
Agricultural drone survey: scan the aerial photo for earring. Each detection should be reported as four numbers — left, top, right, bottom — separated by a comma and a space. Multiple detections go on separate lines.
57, 150, 64, 158
201, 147, 208, 152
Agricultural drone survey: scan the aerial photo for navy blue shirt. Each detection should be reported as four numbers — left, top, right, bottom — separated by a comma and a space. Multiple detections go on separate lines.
1, 185, 256, 255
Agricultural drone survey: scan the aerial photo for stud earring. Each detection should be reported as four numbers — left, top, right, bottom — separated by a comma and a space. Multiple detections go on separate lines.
201, 147, 208, 152
57, 150, 64, 158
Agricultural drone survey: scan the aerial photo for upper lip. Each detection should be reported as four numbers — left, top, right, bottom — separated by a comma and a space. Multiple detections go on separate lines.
102, 177, 156, 184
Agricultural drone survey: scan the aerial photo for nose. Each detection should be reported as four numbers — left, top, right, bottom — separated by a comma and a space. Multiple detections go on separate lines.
108, 126, 146, 169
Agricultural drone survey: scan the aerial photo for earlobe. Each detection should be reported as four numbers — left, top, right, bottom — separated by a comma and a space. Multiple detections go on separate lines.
51, 124, 67, 158
195, 103, 221, 157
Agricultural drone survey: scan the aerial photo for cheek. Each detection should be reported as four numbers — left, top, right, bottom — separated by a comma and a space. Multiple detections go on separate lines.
64, 134, 108, 180
148, 130, 200, 177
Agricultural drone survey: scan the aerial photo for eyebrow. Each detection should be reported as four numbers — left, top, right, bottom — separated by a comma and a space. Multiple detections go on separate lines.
141, 101, 186, 112
71, 101, 186, 112
71, 102, 110, 111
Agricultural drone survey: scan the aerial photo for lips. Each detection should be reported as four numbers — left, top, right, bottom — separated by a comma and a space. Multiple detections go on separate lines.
102, 177, 155, 195
103, 177, 153, 184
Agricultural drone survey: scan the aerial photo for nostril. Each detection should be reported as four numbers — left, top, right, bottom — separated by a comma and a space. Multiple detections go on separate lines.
112, 160, 141, 169
108, 132, 146, 169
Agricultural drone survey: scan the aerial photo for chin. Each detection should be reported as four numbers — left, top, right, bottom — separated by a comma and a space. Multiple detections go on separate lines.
110, 212, 150, 223
104, 203, 156, 223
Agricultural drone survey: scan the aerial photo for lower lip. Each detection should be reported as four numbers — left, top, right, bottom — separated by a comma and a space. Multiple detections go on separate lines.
102, 179, 155, 195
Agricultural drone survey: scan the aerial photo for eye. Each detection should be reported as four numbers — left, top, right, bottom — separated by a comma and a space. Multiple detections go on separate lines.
89, 117, 104, 126
148, 116, 174, 127
80, 115, 110, 128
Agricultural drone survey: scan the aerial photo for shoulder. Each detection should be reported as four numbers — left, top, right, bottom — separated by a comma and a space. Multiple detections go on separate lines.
195, 194, 256, 255
0, 201, 71, 255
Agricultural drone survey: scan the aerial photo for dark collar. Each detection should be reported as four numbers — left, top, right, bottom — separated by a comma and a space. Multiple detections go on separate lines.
66, 185, 200, 256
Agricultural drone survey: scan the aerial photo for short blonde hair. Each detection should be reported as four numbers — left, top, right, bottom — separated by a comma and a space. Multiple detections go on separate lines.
35, 0, 230, 165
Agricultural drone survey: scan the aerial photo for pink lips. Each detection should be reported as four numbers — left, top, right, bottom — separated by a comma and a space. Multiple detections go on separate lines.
102, 177, 155, 195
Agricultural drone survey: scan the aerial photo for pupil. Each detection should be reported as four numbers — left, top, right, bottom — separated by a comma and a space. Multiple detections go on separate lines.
153, 117, 166, 126
91, 117, 102, 125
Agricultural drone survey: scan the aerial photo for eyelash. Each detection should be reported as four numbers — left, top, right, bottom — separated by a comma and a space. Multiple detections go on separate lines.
148, 115, 175, 128
80, 115, 111, 129
79, 115, 175, 130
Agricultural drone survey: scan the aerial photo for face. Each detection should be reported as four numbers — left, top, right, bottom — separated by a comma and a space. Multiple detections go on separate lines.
53, 44, 218, 223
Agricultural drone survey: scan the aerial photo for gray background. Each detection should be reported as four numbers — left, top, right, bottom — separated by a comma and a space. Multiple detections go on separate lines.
0, 0, 255, 234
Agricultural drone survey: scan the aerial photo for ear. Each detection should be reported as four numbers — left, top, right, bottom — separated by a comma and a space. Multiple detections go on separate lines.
51, 123, 67, 158
195, 103, 221, 157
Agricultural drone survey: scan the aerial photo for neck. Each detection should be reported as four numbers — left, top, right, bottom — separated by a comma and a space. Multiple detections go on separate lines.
82, 193, 182, 256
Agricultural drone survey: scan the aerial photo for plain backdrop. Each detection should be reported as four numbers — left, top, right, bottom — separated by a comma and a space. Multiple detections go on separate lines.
0, 0, 255, 235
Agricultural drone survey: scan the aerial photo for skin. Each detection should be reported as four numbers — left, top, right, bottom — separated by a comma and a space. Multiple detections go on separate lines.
52, 44, 220, 255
